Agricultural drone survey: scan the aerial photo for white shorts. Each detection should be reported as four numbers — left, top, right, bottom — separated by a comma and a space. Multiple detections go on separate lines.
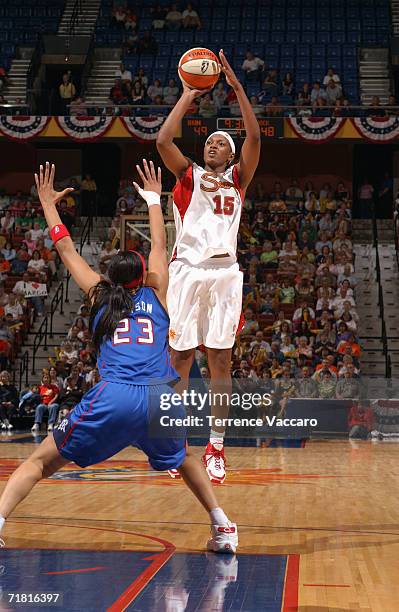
167, 258, 243, 351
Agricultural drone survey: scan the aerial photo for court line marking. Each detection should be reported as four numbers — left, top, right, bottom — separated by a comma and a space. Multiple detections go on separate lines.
46, 566, 107, 575
6, 518, 175, 611
303, 584, 351, 587
282, 554, 300, 612
10, 515, 399, 537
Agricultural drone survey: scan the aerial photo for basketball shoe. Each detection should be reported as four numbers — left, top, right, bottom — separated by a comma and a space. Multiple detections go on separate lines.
167, 469, 181, 479
207, 522, 238, 554
202, 442, 226, 484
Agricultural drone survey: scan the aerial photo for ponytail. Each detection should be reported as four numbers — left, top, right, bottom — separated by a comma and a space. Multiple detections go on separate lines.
89, 281, 135, 352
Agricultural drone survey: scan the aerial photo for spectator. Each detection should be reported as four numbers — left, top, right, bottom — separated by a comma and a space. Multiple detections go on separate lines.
27, 249, 47, 278
111, 4, 127, 28
124, 8, 137, 31
336, 367, 360, 399
115, 62, 132, 83
110, 78, 125, 104
295, 366, 319, 398
297, 83, 311, 106
13, 272, 45, 317
0, 210, 14, 233
367, 96, 385, 117
131, 81, 146, 104
249, 95, 264, 117
281, 72, 294, 96
325, 80, 342, 106
99, 240, 118, 265
151, 4, 167, 29
0, 64, 9, 91
265, 96, 283, 117
165, 4, 183, 30
69, 97, 88, 116
310, 82, 326, 104
59, 73, 76, 115
10, 250, 28, 275
316, 369, 337, 398
386, 94, 398, 116
212, 81, 227, 111
163, 78, 179, 105
260, 70, 278, 98
323, 67, 341, 86
2, 241, 16, 262
4, 294, 23, 322
137, 31, 158, 55
147, 79, 163, 102
81, 173, 97, 217
31, 372, 59, 433
182, 3, 201, 29
242, 51, 265, 82
123, 32, 138, 55
0, 319, 12, 369
0, 370, 18, 430
358, 178, 374, 219
199, 93, 216, 118
134, 68, 149, 89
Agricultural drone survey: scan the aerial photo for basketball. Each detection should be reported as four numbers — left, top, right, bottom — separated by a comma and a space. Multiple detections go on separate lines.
178, 48, 221, 90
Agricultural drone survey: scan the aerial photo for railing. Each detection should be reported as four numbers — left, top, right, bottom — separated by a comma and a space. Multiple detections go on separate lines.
65, 215, 92, 302
80, 36, 95, 100
69, 0, 84, 36
49, 282, 64, 338
26, 36, 44, 115
31, 281, 66, 374
371, 205, 391, 377
31, 316, 48, 375
19, 351, 29, 391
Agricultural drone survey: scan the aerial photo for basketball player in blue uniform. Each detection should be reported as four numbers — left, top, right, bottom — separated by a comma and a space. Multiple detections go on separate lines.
0, 160, 238, 553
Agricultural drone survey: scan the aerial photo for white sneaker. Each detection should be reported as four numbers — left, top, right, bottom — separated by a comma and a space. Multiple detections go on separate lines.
31, 424, 40, 432
207, 522, 238, 554
202, 442, 226, 484
47, 424, 54, 432
167, 469, 181, 479
7, 423, 13, 430
0, 422, 6, 430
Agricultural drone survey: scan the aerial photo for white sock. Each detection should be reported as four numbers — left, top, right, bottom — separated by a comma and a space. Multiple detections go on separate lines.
0, 516, 5, 533
210, 507, 229, 526
210, 429, 224, 450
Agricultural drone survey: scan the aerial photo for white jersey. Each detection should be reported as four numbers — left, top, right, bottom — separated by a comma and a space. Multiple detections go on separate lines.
171, 163, 243, 265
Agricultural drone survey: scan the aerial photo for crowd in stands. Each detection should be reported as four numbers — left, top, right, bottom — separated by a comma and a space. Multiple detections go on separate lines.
0, 179, 81, 430
195, 179, 361, 410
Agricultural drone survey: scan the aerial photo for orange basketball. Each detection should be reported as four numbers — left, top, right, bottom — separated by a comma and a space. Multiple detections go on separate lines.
178, 48, 221, 90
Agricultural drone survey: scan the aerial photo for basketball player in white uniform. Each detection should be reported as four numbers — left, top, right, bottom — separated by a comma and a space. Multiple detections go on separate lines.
157, 50, 260, 483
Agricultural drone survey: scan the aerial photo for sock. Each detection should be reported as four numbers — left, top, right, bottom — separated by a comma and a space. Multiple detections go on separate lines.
210, 429, 224, 450
0, 516, 5, 533
210, 507, 229, 526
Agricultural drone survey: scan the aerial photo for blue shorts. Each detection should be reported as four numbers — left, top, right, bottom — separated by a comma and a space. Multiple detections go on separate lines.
53, 380, 186, 471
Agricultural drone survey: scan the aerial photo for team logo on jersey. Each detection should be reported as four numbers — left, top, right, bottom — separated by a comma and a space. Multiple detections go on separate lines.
169, 328, 177, 340
199, 172, 238, 194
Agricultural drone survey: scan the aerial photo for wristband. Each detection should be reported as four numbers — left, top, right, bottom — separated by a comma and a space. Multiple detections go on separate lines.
50, 224, 70, 245
133, 183, 161, 207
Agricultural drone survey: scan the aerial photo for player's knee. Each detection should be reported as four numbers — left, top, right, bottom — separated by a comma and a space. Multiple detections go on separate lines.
171, 348, 194, 369
208, 349, 232, 375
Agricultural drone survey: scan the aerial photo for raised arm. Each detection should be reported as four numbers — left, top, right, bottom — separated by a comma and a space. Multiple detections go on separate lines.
156, 85, 204, 178
35, 162, 100, 295
219, 50, 261, 190
133, 160, 169, 307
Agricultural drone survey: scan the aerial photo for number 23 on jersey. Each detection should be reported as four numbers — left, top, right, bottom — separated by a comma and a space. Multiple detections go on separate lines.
113, 317, 154, 345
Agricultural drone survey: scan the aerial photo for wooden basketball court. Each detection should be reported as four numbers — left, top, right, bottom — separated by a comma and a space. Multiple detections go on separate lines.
1, 437, 398, 611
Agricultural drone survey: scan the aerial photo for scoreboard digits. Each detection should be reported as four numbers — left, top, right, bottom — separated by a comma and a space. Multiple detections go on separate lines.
182, 117, 283, 139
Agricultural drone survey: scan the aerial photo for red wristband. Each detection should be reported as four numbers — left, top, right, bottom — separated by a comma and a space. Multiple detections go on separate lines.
50, 224, 70, 245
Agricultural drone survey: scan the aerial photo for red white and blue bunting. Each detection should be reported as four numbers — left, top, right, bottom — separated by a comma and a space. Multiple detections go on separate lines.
351, 116, 399, 143
121, 116, 166, 142
287, 116, 345, 143
55, 115, 115, 141
0, 115, 50, 140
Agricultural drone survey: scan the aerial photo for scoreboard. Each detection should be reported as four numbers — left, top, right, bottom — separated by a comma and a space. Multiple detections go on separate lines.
182, 117, 283, 140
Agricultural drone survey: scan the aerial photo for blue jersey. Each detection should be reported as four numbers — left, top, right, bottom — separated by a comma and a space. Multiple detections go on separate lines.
94, 286, 178, 385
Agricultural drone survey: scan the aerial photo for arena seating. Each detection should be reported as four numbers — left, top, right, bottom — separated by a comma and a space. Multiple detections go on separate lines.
0, 0, 64, 71
94, 0, 392, 106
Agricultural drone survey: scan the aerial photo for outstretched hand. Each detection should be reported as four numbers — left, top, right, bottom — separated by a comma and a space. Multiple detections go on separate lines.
182, 83, 212, 99
34, 162, 74, 209
219, 49, 240, 90
133, 159, 162, 197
